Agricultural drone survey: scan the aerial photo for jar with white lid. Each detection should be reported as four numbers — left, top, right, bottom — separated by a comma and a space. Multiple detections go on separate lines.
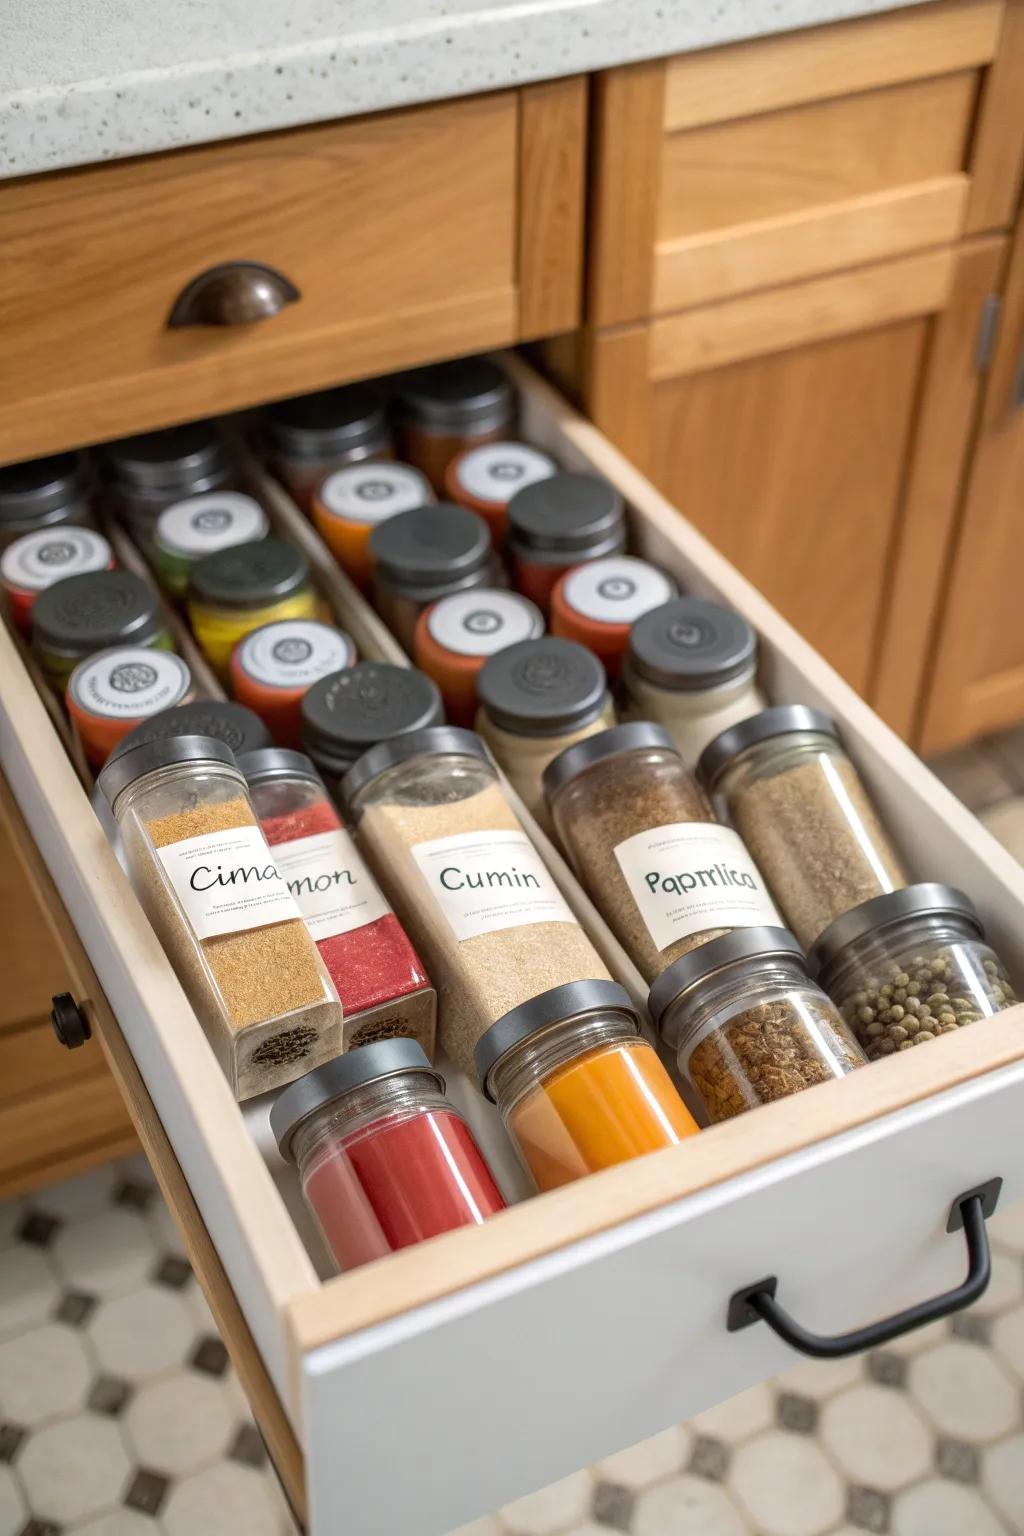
230, 618, 356, 748
444, 441, 557, 546
413, 588, 544, 727
1, 526, 114, 634
312, 462, 434, 591
67, 647, 194, 768
623, 597, 767, 767
152, 492, 269, 597
100, 422, 235, 541
551, 556, 677, 678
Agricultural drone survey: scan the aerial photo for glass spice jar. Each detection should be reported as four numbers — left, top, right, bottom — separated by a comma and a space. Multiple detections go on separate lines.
312, 462, 435, 591
344, 726, 614, 1080
151, 493, 270, 598
393, 356, 514, 491
230, 619, 356, 749
550, 556, 677, 679
544, 723, 780, 983
623, 598, 767, 768
240, 747, 436, 1053
698, 706, 908, 950
475, 980, 699, 1191
413, 589, 544, 727
301, 662, 444, 792
810, 883, 1019, 1062
99, 734, 343, 1100
187, 538, 317, 678
444, 442, 557, 546
507, 472, 626, 615
475, 637, 616, 833
265, 382, 392, 510
1, 526, 114, 634
369, 503, 495, 653
67, 647, 194, 768
0, 453, 96, 550
100, 422, 234, 542
32, 570, 174, 690
113, 699, 272, 763
650, 927, 865, 1123
270, 1039, 505, 1272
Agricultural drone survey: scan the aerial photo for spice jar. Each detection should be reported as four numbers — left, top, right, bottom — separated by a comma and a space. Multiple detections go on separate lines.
444, 442, 557, 546
1, 527, 114, 634
413, 589, 544, 727
369, 503, 494, 653
0, 453, 96, 550
114, 699, 273, 763
393, 357, 514, 491
623, 598, 767, 767
650, 927, 865, 1123
698, 706, 908, 949
99, 734, 343, 1099
345, 726, 614, 1078
301, 662, 444, 792
100, 422, 234, 542
270, 1039, 505, 1272
67, 648, 194, 768
152, 493, 269, 598
265, 382, 392, 510
551, 556, 677, 679
230, 619, 355, 749
810, 884, 1019, 1062
475, 637, 615, 831
507, 473, 627, 615
32, 570, 173, 690
475, 980, 698, 1191
240, 745, 435, 1051
545, 723, 780, 982
311, 462, 435, 591
187, 538, 317, 678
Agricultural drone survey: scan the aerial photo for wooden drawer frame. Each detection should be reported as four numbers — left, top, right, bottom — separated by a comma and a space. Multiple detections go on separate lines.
3, 358, 1024, 1534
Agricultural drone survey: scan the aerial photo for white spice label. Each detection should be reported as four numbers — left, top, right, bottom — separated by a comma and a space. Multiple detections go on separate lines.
156, 493, 268, 557
318, 463, 434, 524
411, 827, 576, 941
454, 443, 556, 505
562, 557, 674, 624
426, 589, 543, 657
157, 825, 303, 939
237, 620, 354, 689
614, 823, 780, 951
1, 527, 111, 592
271, 829, 391, 940
69, 648, 191, 719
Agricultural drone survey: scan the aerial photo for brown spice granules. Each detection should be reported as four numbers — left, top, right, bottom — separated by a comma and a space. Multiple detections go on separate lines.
727, 755, 907, 949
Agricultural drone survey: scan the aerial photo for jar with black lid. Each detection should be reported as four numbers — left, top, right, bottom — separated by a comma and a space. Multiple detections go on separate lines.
100, 422, 234, 540
810, 883, 1019, 1061
32, 570, 173, 689
112, 699, 272, 762
475, 637, 615, 830
0, 453, 96, 550
507, 473, 626, 615
187, 538, 317, 678
265, 382, 392, 510
368, 503, 495, 652
301, 661, 444, 791
393, 357, 514, 491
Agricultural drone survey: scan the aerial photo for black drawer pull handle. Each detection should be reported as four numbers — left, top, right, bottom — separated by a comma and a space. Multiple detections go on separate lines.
727, 1178, 1002, 1360
167, 261, 301, 328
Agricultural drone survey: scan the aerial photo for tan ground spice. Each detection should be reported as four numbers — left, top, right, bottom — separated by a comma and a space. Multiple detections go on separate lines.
359, 780, 611, 1078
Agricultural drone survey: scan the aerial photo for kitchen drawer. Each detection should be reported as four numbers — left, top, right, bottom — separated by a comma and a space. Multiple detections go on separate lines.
0, 79, 586, 465
589, 0, 1022, 323
3, 359, 1024, 1535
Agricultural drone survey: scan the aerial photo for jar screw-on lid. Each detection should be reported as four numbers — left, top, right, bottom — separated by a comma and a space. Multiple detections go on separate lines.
236, 746, 325, 789
301, 662, 444, 774
628, 598, 758, 692
808, 883, 984, 980
270, 1038, 446, 1162
474, 979, 639, 1100
101, 421, 229, 492
31, 570, 163, 653
649, 927, 806, 1032
0, 453, 90, 524
477, 637, 608, 738
697, 705, 840, 791
393, 357, 512, 432
188, 538, 309, 609
342, 725, 491, 806
506, 473, 624, 557
368, 504, 491, 592
542, 721, 677, 803
98, 733, 238, 811
110, 699, 272, 761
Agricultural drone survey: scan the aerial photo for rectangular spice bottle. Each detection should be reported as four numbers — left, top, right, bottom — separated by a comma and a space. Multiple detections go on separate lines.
100, 734, 345, 1100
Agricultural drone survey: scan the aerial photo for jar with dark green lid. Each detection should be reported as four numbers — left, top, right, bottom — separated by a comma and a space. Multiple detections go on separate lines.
0, 453, 96, 550
32, 570, 173, 688
112, 699, 272, 762
100, 422, 234, 539
265, 382, 392, 509
301, 661, 444, 790
368, 503, 494, 652
186, 537, 317, 677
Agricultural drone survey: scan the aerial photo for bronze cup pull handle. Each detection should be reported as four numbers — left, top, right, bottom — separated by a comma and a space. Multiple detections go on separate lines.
167, 261, 301, 328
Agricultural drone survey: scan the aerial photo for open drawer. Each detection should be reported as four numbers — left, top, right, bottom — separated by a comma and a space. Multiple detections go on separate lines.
3, 357, 1024, 1535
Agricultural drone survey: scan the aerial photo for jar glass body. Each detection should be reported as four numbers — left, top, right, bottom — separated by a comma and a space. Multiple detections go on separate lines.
372, 560, 499, 656
715, 731, 907, 949
293, 1071, 504, 1270
821, 911, 1018, 1061
622, 664, 767, 768
114, 759, 342, 1099
474, 696, 617, 833
188, 585, 318, 679
662, 956, 864, 1123
489, 1010, 698, 1190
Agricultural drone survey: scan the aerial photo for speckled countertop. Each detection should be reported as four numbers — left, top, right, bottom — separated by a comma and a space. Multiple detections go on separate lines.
3, 0, 927, 181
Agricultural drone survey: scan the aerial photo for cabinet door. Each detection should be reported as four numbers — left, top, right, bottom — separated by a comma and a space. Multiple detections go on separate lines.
919, 209, 1024, 751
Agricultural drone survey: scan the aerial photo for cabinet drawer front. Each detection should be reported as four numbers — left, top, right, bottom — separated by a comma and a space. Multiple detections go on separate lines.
3, 358, 1024, 1534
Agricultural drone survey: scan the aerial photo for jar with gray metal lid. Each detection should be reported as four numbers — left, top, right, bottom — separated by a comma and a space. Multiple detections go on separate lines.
100, 422, 234, 539
0, 453, 96, 549
506, 473, 626, 614
810, 884, 1018, 1062
369, 502, 496, 652
698, 705, 908, 949
474, 637, 616, 831
623, 598, 767, 766
265, 382, 392, 510
649, 927, 864, 1123
393, 356, 514, 491
300, 662, 444, 789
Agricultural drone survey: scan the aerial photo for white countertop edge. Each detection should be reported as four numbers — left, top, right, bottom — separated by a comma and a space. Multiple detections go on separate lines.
1, 0, 926, 181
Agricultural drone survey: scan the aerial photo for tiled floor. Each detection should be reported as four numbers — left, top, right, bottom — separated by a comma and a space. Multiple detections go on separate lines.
3, 728, 1024, 1536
